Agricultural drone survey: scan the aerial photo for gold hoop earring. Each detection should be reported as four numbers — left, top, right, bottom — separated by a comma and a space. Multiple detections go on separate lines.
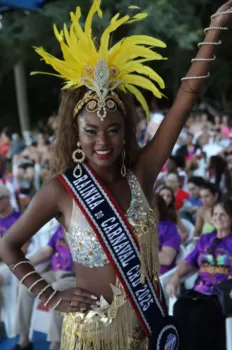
121, 148, 127, 177
72, 142, 85, 178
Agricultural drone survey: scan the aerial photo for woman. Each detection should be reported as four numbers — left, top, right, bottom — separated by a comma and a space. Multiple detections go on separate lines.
167, 198, 232, 350
159, 186, 188, 243
165, 173, 190, 211
0, 1, 231, 350
193, 182, 219, 238
221, 115, 232, 138
156, 195, 181, 275
208, 155, 232, 195
211, 115, 222, 134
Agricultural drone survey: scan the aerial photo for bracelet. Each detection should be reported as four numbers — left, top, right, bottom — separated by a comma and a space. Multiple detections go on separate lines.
20, 271, 38, 284
211, 10, 232, 19
52, 298, 62, 310
204, 26, 228, 34
44, 290, 57, 307
191, 55, 216, 62
11, 260, 32, 271
28, 278, 44, 292
181, 72, 210, 82
198, 40, 222, 47
37, 284, 52, 300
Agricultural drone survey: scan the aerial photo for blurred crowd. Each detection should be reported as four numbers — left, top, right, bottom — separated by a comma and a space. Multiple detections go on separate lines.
1, 108, 232, 349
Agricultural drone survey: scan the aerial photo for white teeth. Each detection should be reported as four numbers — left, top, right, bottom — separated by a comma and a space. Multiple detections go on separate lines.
95, 150, 111, 155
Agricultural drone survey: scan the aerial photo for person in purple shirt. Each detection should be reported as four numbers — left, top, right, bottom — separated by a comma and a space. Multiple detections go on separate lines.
167, 198, 232, 350
0, 185, 21, 238
0, 185, 21, 337
12, 225, 75, 350
156, 194, 181, 275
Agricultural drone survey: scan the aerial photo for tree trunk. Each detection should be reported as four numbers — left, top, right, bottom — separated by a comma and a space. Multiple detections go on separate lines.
14, 61, 30, 141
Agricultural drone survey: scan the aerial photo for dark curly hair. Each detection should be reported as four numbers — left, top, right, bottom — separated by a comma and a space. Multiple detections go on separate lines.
49, 87, 139, 178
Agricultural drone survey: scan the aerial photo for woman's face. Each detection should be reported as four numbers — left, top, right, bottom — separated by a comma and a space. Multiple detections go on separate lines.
78, 109, 125, 169
222, 116, 228, 125
166, 174, 179, 192
212, 204, 232, 234
200, 189, 218, 208
214, 116, 221, 125
187, 182, 200, 199
159, 189, 173, 206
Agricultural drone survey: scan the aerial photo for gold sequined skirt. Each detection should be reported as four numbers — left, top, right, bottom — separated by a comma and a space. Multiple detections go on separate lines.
60, 283, 148, 350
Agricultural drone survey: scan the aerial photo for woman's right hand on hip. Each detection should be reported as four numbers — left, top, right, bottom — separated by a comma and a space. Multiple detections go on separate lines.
166, 275, 181, 298
48, 287, 99, 313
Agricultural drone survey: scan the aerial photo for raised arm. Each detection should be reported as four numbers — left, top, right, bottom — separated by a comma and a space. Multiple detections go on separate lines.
137, 1, 232, 191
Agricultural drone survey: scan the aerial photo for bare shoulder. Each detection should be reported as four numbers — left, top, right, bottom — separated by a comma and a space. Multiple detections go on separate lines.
196, 206, 205, 217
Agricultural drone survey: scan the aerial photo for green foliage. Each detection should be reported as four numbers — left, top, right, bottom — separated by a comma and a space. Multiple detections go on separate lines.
0, 0, 231, 130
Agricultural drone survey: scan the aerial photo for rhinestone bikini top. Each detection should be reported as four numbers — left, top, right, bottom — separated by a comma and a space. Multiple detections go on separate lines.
64, 171, 151, 268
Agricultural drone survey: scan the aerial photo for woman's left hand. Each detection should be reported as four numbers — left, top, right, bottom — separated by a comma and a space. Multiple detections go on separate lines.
211, 0, 232, 27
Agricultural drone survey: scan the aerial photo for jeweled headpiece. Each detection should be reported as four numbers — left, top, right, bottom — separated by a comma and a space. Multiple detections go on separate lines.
32, 0, 166, 120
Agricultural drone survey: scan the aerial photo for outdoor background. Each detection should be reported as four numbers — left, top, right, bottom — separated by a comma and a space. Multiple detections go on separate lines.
0, 0, 231, 132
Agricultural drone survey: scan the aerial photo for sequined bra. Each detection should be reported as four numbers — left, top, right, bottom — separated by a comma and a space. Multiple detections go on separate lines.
64, 171, 153, 268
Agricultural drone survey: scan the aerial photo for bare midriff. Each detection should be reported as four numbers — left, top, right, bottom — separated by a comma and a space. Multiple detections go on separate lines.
74, 262, 116, 303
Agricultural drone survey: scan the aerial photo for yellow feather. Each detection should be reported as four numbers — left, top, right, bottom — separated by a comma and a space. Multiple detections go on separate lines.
70, 9, 97, 58
53, 24, 64, 43
63, 23, 71, 47
127, 12, 148, 24
116, 58, 155, 74
113, 35, 166, 49
128, 5, 141, 9
99, 15, 130, 58
85, 0, 101, 38
125, 83, 150, 119
123, 74, 162, 98
120, 64, 165, 89
110, 45, 164, 67
32, 1, 166, 105
30, 71, 63, 78
34, 48, 79, 80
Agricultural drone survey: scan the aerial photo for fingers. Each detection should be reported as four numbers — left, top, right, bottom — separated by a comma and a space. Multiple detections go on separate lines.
62, 294, 98, 305
62, 288, 98, 305
72, 288, 98, 300
60, 300, 95, 313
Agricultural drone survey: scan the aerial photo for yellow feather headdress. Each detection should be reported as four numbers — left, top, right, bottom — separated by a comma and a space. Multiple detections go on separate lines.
32, 0, 166, 120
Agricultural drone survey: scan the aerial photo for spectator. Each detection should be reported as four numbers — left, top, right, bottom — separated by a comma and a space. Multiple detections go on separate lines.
193, 182, 219, 238
0, 186, 22, 337
211, 115, 221, 134
12, 226, 75, 350
196, 124, 212, 147
167, 198, 232, 350
0, 129, 11, 157
208, 155, 232, 195
221, 115, 232, 138
0, 155, 19, 211
180, 176, 205, 223
166, 173, 190, 211
0, 186, 20, 238
8, 134, 26, 158
176, 132, 199, 160
156, 195, 181, 275
158, 186, 188, 243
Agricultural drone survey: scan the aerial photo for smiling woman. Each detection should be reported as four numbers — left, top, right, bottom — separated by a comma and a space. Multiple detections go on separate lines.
1, 0, 232, 350
167, 198, 232, 350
